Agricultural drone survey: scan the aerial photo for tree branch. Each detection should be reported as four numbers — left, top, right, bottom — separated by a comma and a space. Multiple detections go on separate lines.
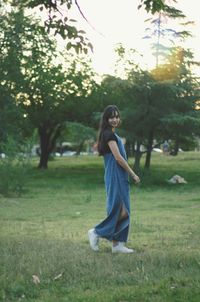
74, 0, 105, 37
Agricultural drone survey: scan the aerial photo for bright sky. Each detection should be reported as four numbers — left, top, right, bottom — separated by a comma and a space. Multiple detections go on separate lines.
66, 0, 200, 76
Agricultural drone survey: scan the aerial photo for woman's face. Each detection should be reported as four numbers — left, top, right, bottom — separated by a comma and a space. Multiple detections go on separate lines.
108, 111, 120, 128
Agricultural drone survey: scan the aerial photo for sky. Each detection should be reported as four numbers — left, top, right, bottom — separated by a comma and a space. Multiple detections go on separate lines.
64, 0, 200, 76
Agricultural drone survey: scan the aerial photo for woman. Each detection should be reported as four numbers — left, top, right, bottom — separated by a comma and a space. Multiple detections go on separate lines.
88, 105, 140, 253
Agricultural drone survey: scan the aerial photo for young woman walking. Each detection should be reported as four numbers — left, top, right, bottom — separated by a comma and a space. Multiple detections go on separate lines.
88, 105, 140, 253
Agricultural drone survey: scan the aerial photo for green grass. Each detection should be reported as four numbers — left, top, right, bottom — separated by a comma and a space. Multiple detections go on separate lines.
0, 152, 200, 302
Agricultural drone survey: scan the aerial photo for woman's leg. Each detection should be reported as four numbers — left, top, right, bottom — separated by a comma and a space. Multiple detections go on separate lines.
119, 206, 128, 221
112, 206, 133, 252
112, 205, 128, 245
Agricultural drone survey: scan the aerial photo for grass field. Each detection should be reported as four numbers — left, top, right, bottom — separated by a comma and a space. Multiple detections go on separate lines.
0, 152, 200, 302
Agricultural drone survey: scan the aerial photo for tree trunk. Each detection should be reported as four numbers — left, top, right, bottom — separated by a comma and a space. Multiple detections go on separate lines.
125, 140, 134, 159
76, 141, 84, 155
38, 126, 50, 169
38, 124, 62, 169
145, 130, 154, 169
133, 141, 142, 173
173, 139, 179, 156
125, 140, 131, 159
38, 148, 49, 169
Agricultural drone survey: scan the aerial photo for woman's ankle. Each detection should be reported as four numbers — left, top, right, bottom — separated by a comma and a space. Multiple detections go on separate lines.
112, 240, 118, 247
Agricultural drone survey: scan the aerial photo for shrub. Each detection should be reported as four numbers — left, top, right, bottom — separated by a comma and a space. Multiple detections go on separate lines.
0, 137, 31, 197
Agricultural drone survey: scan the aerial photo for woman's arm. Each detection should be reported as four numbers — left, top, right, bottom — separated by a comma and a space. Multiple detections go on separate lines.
108, 140, 140, 183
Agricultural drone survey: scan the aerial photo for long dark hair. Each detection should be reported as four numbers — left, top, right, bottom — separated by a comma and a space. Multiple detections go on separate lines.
97, 105, 120, 155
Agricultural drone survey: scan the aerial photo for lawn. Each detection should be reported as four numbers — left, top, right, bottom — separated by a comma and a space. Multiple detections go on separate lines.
0, 152, 200, 302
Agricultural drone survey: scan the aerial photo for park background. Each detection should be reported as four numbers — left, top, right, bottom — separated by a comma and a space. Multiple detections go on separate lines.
1, 0, 200, 301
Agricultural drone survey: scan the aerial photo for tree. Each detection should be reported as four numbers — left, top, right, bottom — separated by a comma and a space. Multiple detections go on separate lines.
20, 46, 97, 169
2, 0, 180, 54
143, 0, 192, 68
1, 7, 97, 168
2, 0, 93, 54
154, 47, 200, 155
63, 122, 96, 155
123, 70, 175, 170
112, 44, 200, 171
0, 6, 32, 148
138, 0, 169, 14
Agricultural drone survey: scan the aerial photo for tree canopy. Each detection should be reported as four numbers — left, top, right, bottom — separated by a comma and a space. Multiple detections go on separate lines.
0, 6, 98, 168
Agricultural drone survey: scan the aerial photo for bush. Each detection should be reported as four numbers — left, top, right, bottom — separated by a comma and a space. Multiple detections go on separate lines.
0, 137, 31, 197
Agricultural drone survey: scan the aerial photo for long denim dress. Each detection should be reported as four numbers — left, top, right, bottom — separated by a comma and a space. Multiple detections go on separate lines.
95, 133, 130, 242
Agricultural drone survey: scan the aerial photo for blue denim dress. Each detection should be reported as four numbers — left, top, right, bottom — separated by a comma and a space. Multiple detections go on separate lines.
95, 133, 130, 242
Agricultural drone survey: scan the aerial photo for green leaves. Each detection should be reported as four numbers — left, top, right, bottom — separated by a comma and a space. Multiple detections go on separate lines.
22, 0, 93, 55
0, 5, 97, 168
65, 122, 96, 143
138, 0, 165, 14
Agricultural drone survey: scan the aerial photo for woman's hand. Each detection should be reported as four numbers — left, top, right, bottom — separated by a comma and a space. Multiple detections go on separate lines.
131, 173, 140, 184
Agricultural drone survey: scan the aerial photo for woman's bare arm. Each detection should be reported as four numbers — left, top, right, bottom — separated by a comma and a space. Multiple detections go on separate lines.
108, 140, 140, 183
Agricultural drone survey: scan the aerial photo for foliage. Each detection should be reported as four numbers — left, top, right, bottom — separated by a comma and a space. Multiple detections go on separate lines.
2, 0, 181, 59
0, 7, 98, 169
143, 0, 192, 67
0, 137, 31, 197
0, 7, 32, 146
138, 0, 181, 15
59, 122, 96, 154
155, 47, 200, 154
3, 0, 93, 54
110, 44, 200, 170
65, 122, 96, 143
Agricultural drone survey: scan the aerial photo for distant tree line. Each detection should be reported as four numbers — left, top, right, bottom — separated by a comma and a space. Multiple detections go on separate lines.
1, 1, 200, 172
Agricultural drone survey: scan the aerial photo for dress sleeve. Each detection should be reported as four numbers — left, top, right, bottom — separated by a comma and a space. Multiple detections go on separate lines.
103, 130, 118, 144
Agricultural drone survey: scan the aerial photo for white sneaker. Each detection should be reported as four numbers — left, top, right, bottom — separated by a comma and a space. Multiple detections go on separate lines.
88, 228, 99, 251
112, 242, 134, 254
